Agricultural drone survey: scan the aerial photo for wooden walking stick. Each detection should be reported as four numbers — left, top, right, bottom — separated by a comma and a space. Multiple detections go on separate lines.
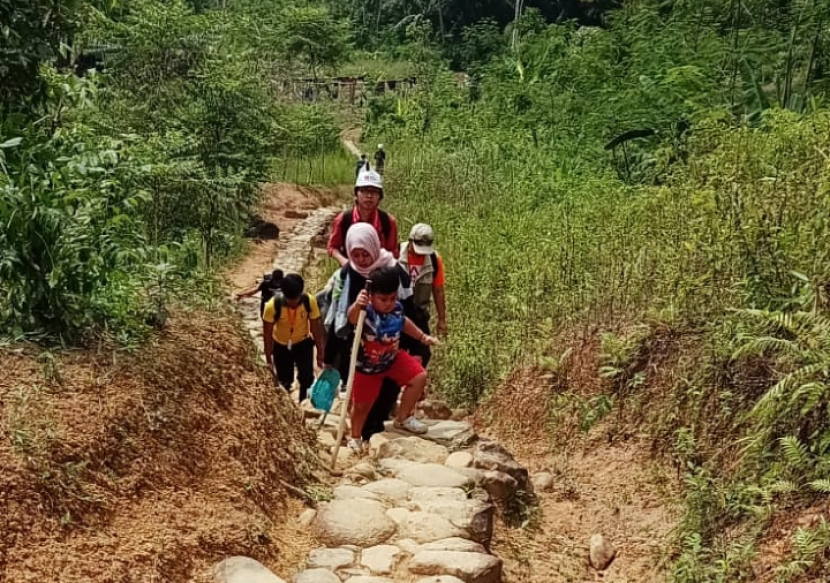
331, 280, 371, 471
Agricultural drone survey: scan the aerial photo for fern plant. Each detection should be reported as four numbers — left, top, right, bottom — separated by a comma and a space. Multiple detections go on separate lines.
776, 518, 830, 583
734, 310, 830, 439
733, 309, 830, 497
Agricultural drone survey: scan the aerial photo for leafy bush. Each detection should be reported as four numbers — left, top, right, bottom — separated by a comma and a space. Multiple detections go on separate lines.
1, 0, 351, 343
0, 118, 150, 341
776, 518, 830, 582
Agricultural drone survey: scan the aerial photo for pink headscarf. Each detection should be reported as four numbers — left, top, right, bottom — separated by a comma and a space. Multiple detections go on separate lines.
346, 223, 397, 278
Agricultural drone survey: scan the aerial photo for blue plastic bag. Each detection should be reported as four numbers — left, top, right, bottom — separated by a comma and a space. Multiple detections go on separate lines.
310, 368, 341, 412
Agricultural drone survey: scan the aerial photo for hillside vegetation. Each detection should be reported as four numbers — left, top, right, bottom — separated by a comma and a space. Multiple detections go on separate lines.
0, 2, 342, 580
360, 2, 830, 581
0, 0, 346, 344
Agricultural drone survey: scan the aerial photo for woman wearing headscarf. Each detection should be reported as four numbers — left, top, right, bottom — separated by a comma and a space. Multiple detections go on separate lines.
322, 223, 415, 442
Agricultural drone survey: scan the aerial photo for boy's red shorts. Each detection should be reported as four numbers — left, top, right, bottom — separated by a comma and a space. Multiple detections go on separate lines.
352, 350, 425, 404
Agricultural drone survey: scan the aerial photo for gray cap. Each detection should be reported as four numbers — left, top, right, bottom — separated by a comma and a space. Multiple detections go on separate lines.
409, 223, 435, 255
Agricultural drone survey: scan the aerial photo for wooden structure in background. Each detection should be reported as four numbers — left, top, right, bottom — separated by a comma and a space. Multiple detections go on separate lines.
276, 76, 419, 105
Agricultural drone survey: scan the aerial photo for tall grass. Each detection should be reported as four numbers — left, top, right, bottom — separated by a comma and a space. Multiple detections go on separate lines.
363, 2, 830, 578
382, 109, 830, 407
376, 99, 830, 583
273, 143, 356, 186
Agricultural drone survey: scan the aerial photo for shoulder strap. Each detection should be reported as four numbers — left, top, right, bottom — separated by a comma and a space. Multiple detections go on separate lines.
274, 294, 284, 321
276, 294, 312, 320
378, 210, 391, 239
339, 210, 353, 235
340, 209, 390, 243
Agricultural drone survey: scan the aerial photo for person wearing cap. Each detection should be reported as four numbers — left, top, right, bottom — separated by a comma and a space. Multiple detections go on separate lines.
374, 144, 386, 174
327, 169, 399, 267
399, 223, 447, 353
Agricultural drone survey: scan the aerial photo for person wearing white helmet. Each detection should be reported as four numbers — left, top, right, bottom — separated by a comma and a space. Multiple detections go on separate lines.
373, 144, 386, 174
327, 168, 399, 267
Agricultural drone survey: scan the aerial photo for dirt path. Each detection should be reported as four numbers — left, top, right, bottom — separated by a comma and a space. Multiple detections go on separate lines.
224, 183, 345, 360
491, 443, 676, 582
473, 366, 679, 582
340, 126, 362, 157
225, 182, 343, 293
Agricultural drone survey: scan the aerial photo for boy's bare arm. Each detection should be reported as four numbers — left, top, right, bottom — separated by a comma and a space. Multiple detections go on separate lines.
403, 317, 439, 345
236, 284, 260, 299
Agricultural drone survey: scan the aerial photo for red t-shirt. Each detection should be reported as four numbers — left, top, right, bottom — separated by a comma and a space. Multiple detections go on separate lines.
327, 207, 399, 258
407, 249, 445, 286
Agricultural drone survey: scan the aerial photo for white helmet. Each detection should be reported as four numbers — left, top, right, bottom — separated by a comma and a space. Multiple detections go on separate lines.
378, 144, 384, 150
355, 169, 383, 195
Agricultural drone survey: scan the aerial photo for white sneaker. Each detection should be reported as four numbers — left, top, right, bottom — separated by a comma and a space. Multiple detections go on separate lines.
347, 437, 364, 454
394, 416, 428, 435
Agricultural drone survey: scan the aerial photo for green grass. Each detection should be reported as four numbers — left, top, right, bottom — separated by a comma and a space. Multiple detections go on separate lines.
369, 107, 830, 582
272, 145, 356, 186
380, 109, 830, 409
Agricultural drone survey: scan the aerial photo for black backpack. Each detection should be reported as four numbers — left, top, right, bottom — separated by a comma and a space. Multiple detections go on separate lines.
259, 279, 281, 317
338, 210, 392, 252
272, 293, 313, 321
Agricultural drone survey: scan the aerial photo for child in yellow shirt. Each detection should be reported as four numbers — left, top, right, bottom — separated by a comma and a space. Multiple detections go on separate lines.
262, 274, 326, 402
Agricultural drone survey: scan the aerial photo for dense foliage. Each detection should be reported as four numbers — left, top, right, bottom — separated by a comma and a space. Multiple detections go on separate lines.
0, 0, 344, 343
326, 0, 622, 67
5, 0, 830, 578
367, 1, 830, 580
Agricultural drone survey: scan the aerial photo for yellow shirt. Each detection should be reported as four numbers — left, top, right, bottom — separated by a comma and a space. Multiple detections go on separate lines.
262, 295, 320, 345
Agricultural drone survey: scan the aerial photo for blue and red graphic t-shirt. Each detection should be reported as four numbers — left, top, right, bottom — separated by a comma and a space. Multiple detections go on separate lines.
356, 302, 404, 374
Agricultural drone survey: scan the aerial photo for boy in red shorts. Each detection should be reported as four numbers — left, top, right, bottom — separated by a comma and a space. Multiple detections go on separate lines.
346, 265, 439, 453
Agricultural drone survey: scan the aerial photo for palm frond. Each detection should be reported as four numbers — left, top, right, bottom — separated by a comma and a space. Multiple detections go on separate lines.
779, 436, 812, 471
808, 479, 830, 493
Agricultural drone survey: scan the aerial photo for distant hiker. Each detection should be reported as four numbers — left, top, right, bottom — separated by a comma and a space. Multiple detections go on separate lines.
374, 144, 386, 174
262, 274, 326, 403
345, 265, 438, 453
327, 169, 399, 267
235, 269, 284, 319
355, 153, 369, 178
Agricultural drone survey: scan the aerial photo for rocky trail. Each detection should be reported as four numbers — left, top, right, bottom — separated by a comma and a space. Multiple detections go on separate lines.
236, 201, 341, 358
220, 179, 544, 583
217, 421, 537, 583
